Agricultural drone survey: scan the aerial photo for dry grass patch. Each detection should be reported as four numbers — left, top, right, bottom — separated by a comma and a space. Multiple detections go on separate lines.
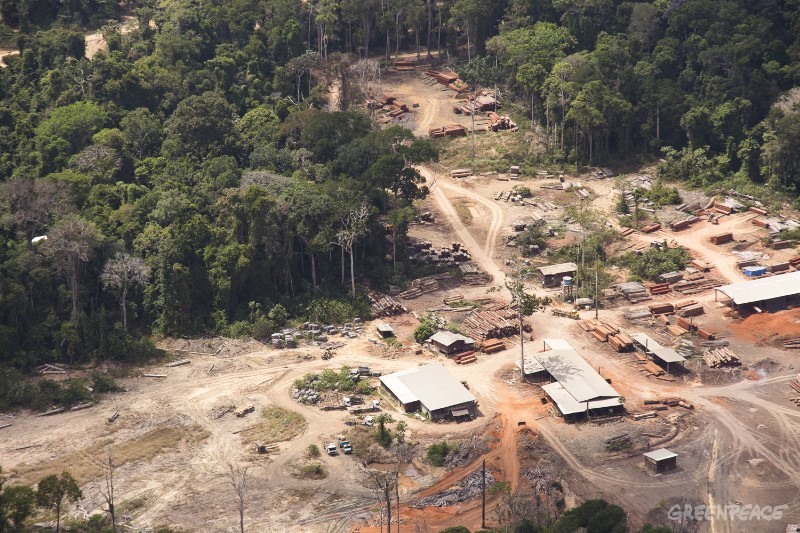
12, 425, 208, 485
240, 406, 306, 446
453, 198, 473, 225
291, 460, 328, 480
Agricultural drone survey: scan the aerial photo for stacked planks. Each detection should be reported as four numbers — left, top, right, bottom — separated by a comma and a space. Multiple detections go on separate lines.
617, 281, 651, 303
670, 216, 700, 231
789, 256, 800, 269
703, 347, 741, 367
649, 302, 674, 316
463, 309, 519, 340
479, 339, 506, 353
643, 361, 665, 376
453, 351, 477, 365
676, 304, 704, 318
429, 124, 468, 138
640, 223, 661, 233
784, 338, 800, 350
710, 232, 733, 245
579, 320, 633, 352
648, 283, 671, 295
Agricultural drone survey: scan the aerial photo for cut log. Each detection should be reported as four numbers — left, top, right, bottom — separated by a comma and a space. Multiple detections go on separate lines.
107, 411, 119, 423
38, 407, 65, 417
143, 373, 167, 378
166, 359, 191, 367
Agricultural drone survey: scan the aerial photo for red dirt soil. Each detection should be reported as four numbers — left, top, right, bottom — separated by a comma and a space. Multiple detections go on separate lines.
730, 308, 800, 345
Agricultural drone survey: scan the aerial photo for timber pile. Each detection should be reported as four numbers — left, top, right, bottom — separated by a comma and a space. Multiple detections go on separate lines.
670, 216, 700, 231
676, 303, 704, 318
784, 338, 800, 350
789, 375, 800, 395
772, 239, 795, 250
610, 331, 634, 352
667, 324, 688, 336
671, 274, 723, 294
399, 274, 452, 299
370, 293, 407, 317
648, 283, 671, 295
480, 338, 506, 354
790, 256, 800, 269
633, 411, 657, 420
453, 351, 477, 364
749, 206, 768, 215
394, 59, 415, 70
463, 309, 519, 340
710, 233, 733, 245
579, 319, 632, 351
703, 347, 741, 367
442, 294, 465, 305
451, 168, 473, 178
463, 271, 492, 285
36, 363, 66, 375
624, 308, 652, 320
643, 361, 665, 376
697, 328, 715, 340
675, 316, 697, 331
429, 124, 467, 138
620, 227, 635, 237
751, 218, 769, 228
617, 282, 651, 303
649, 303, 675, 316
166, 359, 190, 367
640, 223, 661, 233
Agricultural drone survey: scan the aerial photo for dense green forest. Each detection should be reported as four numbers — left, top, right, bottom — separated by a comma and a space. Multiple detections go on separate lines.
1, 0, 800, 404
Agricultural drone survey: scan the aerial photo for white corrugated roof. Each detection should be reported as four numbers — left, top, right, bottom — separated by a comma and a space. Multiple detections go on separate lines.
534, 349, 619, 402
542, 383, 622, 415
517, 354, 546, 375
538, 262, 578, 276
543, 339, 573, 351
631, 333, 685, 363
644, 448, 678, 462
380, 363, 476, 412
717, 271, 800, 305
429, 331, 474, 346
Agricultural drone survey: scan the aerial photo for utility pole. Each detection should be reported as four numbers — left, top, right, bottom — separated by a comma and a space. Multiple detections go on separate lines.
482, 459, 486, 529
595, 264, 599, 320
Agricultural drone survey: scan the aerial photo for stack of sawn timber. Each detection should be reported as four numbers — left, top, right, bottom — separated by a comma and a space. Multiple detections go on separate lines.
675, 301, 704, 317
578, 320, 634, 352
784, 338, 800, 350
703, 347, 740, 367
394, 59, 415, 71
649, 302, 674, 316
429, 124, 468, 138
453, 351, 476, 365
480, 338, 506, 354
462, 309, 519, 340
617, 282, 651, 303
648, 283, 671, 296
370, 294, 407, 317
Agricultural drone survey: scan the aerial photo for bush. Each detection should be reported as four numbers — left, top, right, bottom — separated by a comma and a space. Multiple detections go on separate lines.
294, 368, 357, 392
619, 246, 691, 281
639, 182, 681, 206
427, 441, 456, 467
307, 444, 320, 458
414, 314, 438, 343
91, 372, 121, 393
299, 462, 327, 479
251, 318, 276, 341
440, 527, 471, 533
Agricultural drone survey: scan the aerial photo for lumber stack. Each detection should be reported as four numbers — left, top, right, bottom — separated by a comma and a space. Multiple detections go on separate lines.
784, 338, 800, 350
633, 411, 657, 420
640, 223, 661, 233
36, 363, 66, 375
710, 232, 733, 245
399, 276, 442, 299
749, 206, 768, 216
450, 168, 473, 178
649, 303, 675, 316
772, 239, 795, 250
751, 218, 769, 228
671, 274, 723, 294
463, 309, 519, 340
453, 351, 477, 364
675, 316, 697, 331
790, 256, 800, 269
703, 347, 741, 367
370, 294, 407, 317
617, 282, 651, 303
609, 332, 634, 352
429, 124, 467, 138
676, 303, 704, 318
643, 361, 665, 376
463, 271, 491, 285
697, 328, 715, 340
789, 375, 800, 395
670, 216, 700, 231
479, 339, 506, 354
648, 283, 671, 295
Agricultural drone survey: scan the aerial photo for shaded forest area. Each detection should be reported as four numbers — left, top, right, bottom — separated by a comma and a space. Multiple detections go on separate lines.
1, 0, 800, 407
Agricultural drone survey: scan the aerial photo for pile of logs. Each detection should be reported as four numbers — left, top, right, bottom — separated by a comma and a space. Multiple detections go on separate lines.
789, 256, 800, 269
643, 361, 665, 376
710, 232, 733, 245
789, 375, 800, 398
450, 168, 473, 178
703, 347, 741, 367
424, 70, 470, 94
394, 59, 415, 71
453, 351, 477, 364
442, 294, 465, 306
36, 363, 66, 375
785, 338, 800, 350
487, 112, 518, 132
370, 294, 407, 317
479, 339, 506, 354
399, 278, 440, 299
670, 216, 700, 231
671, 274, 723, 294
463, 309, 519, 340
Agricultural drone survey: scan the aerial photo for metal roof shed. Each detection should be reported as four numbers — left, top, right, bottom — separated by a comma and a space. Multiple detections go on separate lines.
631, 333, 685, 364
538, 263, 578, 277
542, 383, 622, 416
534, 349, 619, 403
380, 363, 476, 418
716, 270, 800, 306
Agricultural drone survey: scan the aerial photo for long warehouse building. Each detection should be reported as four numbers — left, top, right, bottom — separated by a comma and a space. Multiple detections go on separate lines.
715, 270, 800, 312
518, 339, 623, 421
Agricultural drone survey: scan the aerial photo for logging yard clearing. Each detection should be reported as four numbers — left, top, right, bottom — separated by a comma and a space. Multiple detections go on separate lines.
6, 68, 800, 531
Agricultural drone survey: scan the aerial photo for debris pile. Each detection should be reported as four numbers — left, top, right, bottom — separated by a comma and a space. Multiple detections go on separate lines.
462, 309, 519, 340
410, 469, 496, 508
703, 347, 741, 368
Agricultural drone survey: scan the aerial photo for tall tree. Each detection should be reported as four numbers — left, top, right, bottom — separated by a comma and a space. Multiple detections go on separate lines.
101, 253, 151, 331
36, 472, 82, 533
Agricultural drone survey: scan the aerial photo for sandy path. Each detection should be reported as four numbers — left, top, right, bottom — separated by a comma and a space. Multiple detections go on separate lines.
0, 49, 19, 67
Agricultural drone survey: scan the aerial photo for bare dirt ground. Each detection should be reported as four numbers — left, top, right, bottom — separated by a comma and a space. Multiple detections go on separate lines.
6, 69, 800, 531
84, 16, 138, 60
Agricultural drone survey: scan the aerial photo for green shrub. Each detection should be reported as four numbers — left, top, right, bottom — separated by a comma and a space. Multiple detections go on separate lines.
619, 246, 691, 281
91, 372, 121, 393
307, 444, 320, 457
251, 318, 275, 340
427, 441, 456, 467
